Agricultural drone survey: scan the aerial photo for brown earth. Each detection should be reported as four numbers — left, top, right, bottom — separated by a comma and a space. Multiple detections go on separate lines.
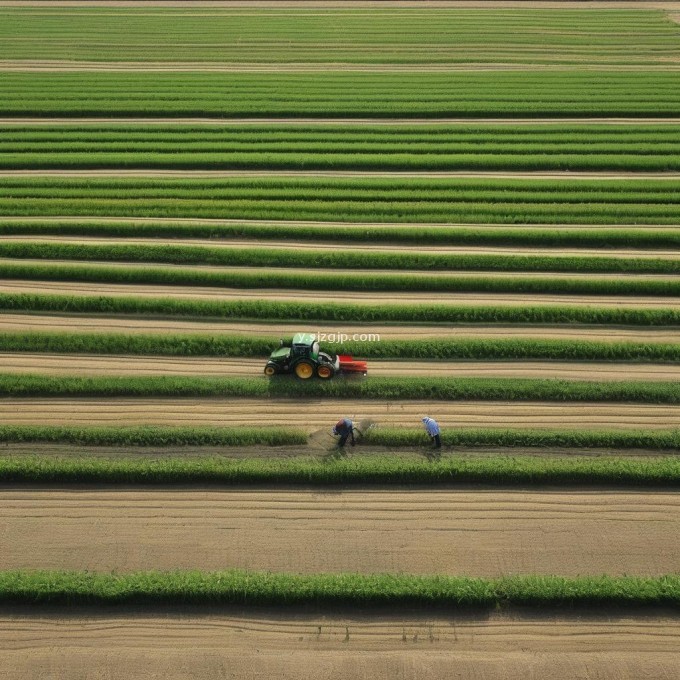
6, 235, 678, 260
1, 609, 679, 680
2, 353, 678, 381
2, 313, 680, 343
2, 488, 679, 575
2, 279, 678, 308
1, 398, 677, 429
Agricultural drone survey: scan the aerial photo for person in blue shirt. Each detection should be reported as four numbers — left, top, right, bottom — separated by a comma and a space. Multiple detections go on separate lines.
332, 417, 355, 447
421, 416, 441, 449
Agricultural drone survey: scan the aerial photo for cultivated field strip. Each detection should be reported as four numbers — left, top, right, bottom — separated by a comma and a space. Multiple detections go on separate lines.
3, 175, 680, 225
2, 313, 679, 343
1, 398, 678, 429
3, 235, 680, 260
4, 71, 680, 118
3, 280, 678, 309
2, 488, 678, 575
6, 123, 680, 171
3, 7, 680, 65
3, 354, 678, 381
2, 611, 678, 680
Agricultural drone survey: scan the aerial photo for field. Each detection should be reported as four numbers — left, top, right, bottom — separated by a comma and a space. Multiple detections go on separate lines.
1, 2, 680, 679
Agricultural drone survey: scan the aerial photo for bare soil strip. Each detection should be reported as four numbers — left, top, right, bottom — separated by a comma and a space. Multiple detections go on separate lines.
2, 488, 678, 575
6, 236, 678, 260
2, 279, 678, 309
1, 398, 677, 429
4, 117, 680, 126
2, 313, 679, 343
1, 610, 678, 680
2, 353, 678, 381
6, 169, 680, 179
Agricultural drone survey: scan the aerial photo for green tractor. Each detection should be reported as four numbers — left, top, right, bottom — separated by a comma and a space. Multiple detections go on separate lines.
264, 332, 367, 380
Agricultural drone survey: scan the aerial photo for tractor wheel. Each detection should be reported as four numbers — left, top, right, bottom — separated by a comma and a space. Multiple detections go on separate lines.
293, 360, 315, 380
264, 364, 277, 377
316, 363, 335, 379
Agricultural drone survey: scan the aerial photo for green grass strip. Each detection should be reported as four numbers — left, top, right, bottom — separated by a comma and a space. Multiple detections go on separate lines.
2, 220, 679, 250
363, 428, 680, 451
2, 332, 679, 363
0, 425, 677, 451
0, 261, 677, 297
0, 374, 677, 403
0, 426, 305, 447
3, 454, 680, 487
1, 570, 679, 607
1, 293, 678, 326
1, 241, 677, 275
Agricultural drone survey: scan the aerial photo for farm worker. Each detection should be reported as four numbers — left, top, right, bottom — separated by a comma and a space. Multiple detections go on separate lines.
421, 416, 441, 449
332, 417, 355, 448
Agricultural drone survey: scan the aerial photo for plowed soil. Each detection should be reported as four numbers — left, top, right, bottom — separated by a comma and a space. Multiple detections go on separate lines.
1, 398, 678, 429
2, 313, 680, 343
2, 353, 678, 381
3, 279, 678, 308
2, 609, 678, 680
2, 488, 678, 575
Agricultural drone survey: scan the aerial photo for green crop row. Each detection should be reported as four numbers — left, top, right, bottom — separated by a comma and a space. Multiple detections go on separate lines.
6, 152, 680, 172
3, 7, 678, 64
1, 293, 677, 326
2, 455, 680, 487
1, 261, 677, 297
0, 425, 305, 447
2, 242, 677, 275
2, 220, 678, 250
3, 71, 680, 117
363, 428, 680, 451
3, 175, 680, 224
9, 124, 680, 141
3, 332, 679, 363
0, 374, 677, 403
1, 425, 678, 451
1, 570, 679, 608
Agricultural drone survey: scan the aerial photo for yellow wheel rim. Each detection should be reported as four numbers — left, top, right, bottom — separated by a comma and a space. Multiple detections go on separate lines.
317, 365, 332, 379
295, 362, 314, 379
264, 365, 276, 377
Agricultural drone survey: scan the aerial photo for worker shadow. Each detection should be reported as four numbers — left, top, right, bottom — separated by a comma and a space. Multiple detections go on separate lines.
423, 448, 442, 462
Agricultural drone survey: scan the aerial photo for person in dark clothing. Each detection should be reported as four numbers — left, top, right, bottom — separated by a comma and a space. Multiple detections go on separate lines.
332, 417, 355, 447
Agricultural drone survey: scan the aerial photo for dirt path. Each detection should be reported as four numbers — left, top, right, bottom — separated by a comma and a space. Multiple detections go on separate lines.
2, 488, 678, 575
6, 169, 680, 179
6, 235, 678, 260
2, 279, 678, 308
1, 609, 678, 680
2, 353, 678, 381
1, 398, 678, 429
2, 313, 680, 343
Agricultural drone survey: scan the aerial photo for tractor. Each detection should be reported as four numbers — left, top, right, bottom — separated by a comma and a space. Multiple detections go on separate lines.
264, 333, 367, 380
